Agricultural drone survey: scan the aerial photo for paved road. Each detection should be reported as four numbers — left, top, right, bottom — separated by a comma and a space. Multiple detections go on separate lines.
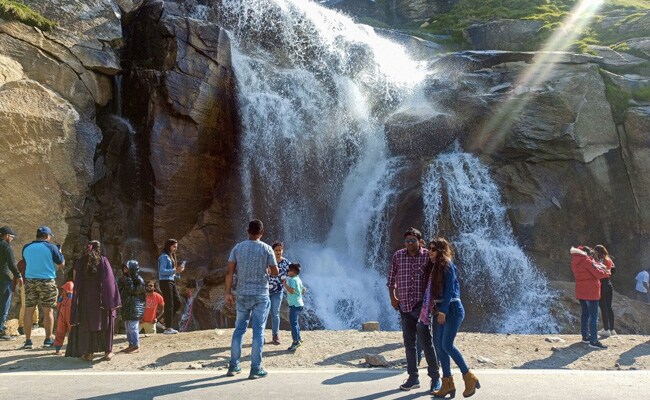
1, 369, 649, 399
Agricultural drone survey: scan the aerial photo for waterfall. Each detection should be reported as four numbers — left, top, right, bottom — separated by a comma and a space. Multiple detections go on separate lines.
216, 0, 426, 329
423, 147, 558, 333
179, 278, 205, 332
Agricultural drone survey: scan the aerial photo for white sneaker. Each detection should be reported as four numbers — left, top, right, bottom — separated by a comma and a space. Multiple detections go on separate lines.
600, 329, 611, 337
609, 330, 617, 336
163, 328, 178, 334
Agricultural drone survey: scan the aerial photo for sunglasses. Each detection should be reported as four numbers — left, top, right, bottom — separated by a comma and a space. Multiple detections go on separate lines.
404, 238, 419, 244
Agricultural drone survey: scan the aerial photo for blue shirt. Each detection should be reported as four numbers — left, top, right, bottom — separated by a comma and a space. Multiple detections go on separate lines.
228, 240, 277, 296
22, 240, 64, 279
158, 253, 176, 281
286, 276, 304, 307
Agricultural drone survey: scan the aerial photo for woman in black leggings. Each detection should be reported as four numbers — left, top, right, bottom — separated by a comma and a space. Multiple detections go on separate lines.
595, 245, 616, 336
157, 239, 184, 334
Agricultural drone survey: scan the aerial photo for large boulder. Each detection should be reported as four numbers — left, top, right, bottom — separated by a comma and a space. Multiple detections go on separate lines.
466, 20, 544, 52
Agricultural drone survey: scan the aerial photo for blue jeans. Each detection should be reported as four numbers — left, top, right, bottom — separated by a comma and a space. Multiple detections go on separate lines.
433, 301, 469, 377
230, 294, 271, 370
125, 320, 140, 347
580, 299, 599, 343
269, 291, 284, 336
0, 279, 12, 332
289, 305, 303, 343
400, 306, 440, 380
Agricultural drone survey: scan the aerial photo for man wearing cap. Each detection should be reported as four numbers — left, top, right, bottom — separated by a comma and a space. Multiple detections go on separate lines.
0, 226, 22, 340
21, 226, 65, 349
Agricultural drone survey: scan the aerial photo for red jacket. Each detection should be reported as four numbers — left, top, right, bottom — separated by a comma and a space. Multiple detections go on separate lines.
571, 247, 609, 300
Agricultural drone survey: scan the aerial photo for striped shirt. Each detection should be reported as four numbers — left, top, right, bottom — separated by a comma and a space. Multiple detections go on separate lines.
387, 247, 430, 313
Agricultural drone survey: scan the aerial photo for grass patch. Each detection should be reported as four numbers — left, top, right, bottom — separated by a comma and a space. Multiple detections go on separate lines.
418, 0, 649, 51
0, 0, 56, 31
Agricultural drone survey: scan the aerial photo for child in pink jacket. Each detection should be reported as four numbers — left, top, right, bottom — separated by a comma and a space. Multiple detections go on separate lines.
54, 281, 74, 354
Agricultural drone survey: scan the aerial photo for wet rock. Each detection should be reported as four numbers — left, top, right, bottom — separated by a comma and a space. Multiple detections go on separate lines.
466, 20, 544, 51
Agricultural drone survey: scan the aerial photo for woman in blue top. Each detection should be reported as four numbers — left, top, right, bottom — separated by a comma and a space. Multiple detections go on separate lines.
158, 239, 184, 334
427, 237, 480, 399
267, 242, 289, 345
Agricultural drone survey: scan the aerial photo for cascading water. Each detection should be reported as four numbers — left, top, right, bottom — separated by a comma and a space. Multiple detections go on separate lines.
214, 0, 557, 332
423, 147, 558, 333
216, 0, 426, 329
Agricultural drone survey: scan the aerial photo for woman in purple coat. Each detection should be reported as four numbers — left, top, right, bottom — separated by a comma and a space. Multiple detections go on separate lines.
65, 241, 121, 361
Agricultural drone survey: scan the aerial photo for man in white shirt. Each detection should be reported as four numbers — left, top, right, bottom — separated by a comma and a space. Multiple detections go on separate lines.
634, 269, 650, 303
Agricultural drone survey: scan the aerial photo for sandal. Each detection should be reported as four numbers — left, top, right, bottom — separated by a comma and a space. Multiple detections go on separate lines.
103, 352, 114, 361
81, 353, 94, 361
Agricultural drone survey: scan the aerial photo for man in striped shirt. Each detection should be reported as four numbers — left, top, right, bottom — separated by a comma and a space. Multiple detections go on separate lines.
387, 227, 440, 392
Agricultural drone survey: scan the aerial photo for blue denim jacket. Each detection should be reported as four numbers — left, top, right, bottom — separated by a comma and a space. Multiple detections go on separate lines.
158, 253, 176, 281
437, 261, 461, 315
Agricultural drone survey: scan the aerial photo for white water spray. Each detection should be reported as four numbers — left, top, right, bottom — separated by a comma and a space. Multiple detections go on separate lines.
423, 148, 558, 333
216, 0, 427, 329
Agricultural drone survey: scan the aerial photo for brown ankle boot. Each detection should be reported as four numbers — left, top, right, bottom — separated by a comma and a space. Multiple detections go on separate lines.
462, 370, 480, 397
432, 376, 456, 398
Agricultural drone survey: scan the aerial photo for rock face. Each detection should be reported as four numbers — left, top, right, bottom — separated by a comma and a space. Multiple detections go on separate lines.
117, 0, 239, 278
466, 20, 544, 51
621, 107, 650, 239
0, 16, 118, 254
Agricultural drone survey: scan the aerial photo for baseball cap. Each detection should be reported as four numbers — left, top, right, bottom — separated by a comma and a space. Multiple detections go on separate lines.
37, 226, 54, 237
0, 226, 16, 236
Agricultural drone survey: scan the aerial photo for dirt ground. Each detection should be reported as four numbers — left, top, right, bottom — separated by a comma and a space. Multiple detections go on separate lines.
0, 329, 648, 373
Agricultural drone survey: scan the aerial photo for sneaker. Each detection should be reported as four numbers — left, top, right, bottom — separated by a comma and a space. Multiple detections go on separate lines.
163, 328, 178, 335
43, 338, 54, 347
610, 330, 618, 336
581, 337, 590, 343
226, 365, 241, 376
0, 331, 12, 341
431, 377, 442, 393
22, 339, 33, 349
399, 376, 420, 391
589, 341, 608, 350
249, 368, 268, 379
272, 335, 280, 345
17, 327, 24, 335
600, 330, 611, 337
287, 341, 302, 351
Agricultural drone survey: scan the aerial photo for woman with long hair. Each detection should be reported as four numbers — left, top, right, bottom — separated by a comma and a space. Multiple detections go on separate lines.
158, 239, 183, 334
267, 241, 290, 345
594, 245, 616, 336
66, 240, 121, 361
427, 237, 480, 398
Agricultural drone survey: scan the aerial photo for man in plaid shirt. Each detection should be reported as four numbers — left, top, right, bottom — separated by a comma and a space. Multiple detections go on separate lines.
387, 227, 440, 392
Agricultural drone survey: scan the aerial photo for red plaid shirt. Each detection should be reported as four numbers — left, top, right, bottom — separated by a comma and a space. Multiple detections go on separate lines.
387, 247, 430, 313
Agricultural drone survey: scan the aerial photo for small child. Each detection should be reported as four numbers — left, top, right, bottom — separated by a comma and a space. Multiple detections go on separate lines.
282, 263, 306, 352
118, 260, 146, 353
54, 281, 73, 354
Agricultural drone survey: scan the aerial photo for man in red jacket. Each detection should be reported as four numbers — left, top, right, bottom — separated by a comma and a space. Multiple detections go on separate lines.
570, 246, 610, 349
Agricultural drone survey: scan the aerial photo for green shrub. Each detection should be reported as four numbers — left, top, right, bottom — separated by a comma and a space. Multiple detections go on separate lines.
0, 0, 56, 31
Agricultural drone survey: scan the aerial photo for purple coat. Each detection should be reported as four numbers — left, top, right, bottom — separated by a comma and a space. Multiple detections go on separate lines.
70, 256, 121, 326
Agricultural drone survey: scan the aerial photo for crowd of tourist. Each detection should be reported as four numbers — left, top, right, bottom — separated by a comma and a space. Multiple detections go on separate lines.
0, 220, 647, 396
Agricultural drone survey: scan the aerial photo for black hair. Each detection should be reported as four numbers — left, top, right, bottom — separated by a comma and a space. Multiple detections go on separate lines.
248, 219, 264, 235
272, 241, 284, 249
288, 263, 301, 274
404, 227, 422, 240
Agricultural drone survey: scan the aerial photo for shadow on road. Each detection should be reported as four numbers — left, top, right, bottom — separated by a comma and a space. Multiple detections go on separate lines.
76, 376, 226, 400
617, 340, 650, 366
516, 342, 592, 369
322, 370, 402, 385
316, 342, 403, 367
